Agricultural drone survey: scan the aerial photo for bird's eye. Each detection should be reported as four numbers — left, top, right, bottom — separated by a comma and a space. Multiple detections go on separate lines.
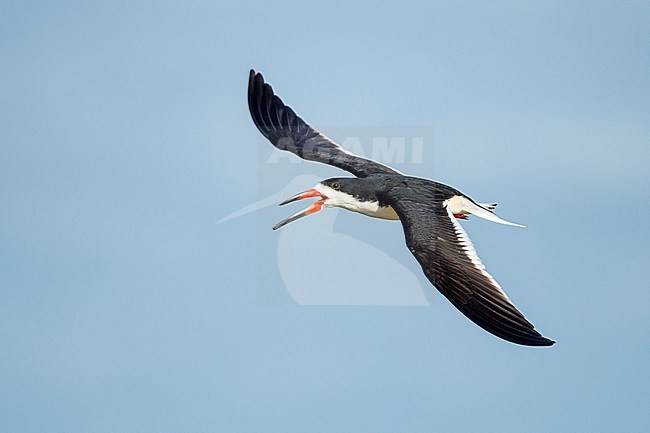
331, 182, 340, 190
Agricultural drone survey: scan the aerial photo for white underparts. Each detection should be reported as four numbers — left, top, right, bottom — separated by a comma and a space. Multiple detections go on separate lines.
445, 195, 525, 228
313, 184, 399, 220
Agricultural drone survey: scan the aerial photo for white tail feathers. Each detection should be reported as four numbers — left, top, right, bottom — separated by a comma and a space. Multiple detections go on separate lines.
479, 203, 497, 211
446, 196, 525, 228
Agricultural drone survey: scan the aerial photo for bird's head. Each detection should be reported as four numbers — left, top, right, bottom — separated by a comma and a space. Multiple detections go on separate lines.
272, 178, 377, 230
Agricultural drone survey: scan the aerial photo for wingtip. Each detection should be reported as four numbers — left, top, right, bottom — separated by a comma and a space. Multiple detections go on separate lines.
507, 335, 555, 347
526, 333, 556, 347
537, 338, 556, 347
249, 69, 263, 86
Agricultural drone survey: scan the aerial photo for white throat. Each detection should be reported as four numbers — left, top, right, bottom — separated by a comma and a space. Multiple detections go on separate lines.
313, 183, 399, 220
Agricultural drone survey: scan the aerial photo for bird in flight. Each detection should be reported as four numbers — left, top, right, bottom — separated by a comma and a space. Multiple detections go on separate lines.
248, 69, 554, 346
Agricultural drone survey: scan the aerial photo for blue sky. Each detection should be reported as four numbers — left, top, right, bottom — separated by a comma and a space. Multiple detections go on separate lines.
1, 1, 649, 432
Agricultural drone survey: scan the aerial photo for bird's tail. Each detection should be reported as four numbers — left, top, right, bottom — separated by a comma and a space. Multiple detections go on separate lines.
479, 203, 497, 211
447, 196, 525, 228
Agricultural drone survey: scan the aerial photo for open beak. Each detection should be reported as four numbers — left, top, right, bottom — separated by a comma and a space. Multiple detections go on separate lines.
272, 188, 328, 230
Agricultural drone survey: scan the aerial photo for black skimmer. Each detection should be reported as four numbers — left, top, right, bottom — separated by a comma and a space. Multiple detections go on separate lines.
248, 70, 555, 347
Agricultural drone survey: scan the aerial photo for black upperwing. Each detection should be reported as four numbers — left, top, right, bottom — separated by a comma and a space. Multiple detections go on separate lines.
380, 180, 555, 346
248, 70, 400, 178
